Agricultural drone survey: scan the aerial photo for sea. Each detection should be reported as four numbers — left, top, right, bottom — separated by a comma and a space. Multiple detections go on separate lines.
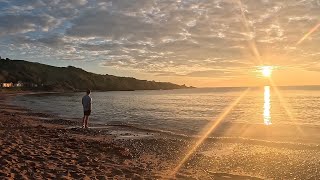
13, 86, 320, 141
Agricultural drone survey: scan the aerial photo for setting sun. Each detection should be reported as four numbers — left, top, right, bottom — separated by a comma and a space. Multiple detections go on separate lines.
261, 66, 273, 77
1, 0, 320, 179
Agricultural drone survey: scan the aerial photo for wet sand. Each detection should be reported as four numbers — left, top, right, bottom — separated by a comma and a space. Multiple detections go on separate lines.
1, 92, 320, 179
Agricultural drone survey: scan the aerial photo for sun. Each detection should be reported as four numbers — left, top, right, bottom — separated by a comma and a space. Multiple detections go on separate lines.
261, 66, 273, 77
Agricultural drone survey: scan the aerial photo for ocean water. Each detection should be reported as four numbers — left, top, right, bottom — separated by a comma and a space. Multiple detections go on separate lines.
14, 86, 320, 137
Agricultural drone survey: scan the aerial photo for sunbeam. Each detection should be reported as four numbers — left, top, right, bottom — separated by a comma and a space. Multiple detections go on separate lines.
170, 88, 250, 177
296, 23, 320, 45
268, 79, 305, 135
235, 0, 262, 66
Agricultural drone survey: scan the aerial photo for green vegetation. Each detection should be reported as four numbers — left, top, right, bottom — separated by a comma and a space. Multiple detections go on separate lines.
0, 58, 190, 91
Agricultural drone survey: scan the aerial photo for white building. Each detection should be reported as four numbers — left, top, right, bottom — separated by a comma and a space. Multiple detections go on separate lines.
15, 81, 24, 87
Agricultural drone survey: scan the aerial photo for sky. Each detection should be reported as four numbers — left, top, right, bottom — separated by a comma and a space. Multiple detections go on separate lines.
0, 0, 319, 87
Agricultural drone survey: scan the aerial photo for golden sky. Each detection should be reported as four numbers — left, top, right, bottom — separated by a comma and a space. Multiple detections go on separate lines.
1, 0, 319, 87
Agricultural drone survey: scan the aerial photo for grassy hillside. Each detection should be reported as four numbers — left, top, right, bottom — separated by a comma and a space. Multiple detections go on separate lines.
0, 59, 189, 91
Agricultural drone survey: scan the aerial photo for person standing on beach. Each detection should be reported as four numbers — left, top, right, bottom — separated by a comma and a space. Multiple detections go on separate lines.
82, 89, 92, 128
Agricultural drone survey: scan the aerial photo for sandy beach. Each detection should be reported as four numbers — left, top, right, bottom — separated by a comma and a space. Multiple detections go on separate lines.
1, 93, 320, 179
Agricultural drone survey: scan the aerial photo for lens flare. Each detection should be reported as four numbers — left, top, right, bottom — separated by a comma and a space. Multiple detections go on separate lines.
170, 88, 250, 177
235, 0, 262, 65
269, 79, 304, 135
296, 23, 320, 45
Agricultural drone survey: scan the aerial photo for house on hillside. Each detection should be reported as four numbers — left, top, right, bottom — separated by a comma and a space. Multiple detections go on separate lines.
1, 82, 14, 88
14, 81, 24, 87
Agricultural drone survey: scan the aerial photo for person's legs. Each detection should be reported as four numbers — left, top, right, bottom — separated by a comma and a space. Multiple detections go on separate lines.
82, 115, 86, 128
85, 115, 89, 128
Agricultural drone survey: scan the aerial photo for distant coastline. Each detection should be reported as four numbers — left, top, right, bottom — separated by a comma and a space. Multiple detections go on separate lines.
0, 58, 194, 92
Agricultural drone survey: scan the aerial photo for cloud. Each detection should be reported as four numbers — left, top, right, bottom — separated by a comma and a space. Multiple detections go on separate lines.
0, 0, 320, 80
0, 14, 59, 36
186, 70, 231, 77
66, 10, 158, 39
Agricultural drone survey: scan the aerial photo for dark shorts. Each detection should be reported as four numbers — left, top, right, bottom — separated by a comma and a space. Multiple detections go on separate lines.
84, 110, 91, 116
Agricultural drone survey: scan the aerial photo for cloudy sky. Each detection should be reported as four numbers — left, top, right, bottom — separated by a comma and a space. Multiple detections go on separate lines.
0, 0, 319, 87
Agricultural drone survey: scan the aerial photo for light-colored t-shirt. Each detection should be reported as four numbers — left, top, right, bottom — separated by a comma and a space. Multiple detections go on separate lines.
82, 95, 92, 111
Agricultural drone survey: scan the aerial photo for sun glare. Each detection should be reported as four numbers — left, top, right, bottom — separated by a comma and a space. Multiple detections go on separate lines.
261, 66, 273, 77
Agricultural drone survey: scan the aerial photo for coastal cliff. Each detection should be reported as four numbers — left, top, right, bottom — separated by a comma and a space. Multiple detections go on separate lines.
0, 59, 191, 91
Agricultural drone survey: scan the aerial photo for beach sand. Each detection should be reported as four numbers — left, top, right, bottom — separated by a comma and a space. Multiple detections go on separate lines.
1, 93, 320, 179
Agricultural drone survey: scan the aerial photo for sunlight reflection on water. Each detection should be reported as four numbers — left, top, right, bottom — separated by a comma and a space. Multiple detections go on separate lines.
264, 86, 272, 125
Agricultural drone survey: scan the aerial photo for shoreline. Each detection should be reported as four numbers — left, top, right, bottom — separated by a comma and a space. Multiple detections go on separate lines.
0, 92, 165, 179
1, 92, 320, 179
11, 92, 320, 145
